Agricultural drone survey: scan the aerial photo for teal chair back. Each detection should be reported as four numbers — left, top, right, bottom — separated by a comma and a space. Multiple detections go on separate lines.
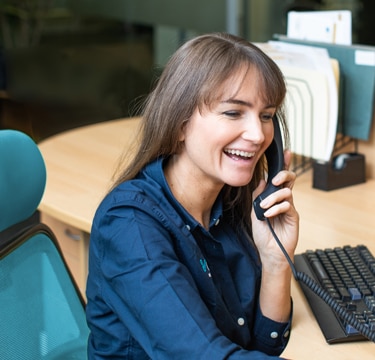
0, 130, 89, 359
0, 129, 46, 232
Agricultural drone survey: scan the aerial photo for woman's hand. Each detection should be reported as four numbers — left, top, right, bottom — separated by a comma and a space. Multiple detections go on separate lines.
251, 150, 299, 322
251, 149, 299, 271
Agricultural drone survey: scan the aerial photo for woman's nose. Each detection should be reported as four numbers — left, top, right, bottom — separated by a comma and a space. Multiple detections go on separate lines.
241, 119, 265, 144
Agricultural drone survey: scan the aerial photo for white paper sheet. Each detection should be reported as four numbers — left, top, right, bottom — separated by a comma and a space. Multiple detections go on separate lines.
287, 10, 352, 45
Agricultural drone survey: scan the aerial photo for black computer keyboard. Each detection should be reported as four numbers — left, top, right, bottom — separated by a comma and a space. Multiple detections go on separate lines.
294, 244, 375, 344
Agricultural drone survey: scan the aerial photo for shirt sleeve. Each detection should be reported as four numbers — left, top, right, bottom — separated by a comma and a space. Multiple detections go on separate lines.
253, 300, 293, 356
89, 204, 288, 359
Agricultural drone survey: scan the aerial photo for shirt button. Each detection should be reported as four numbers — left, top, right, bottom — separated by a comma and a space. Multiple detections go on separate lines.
185, 224, 191, 231
237, 317, 245, 326
214, 218, 220, 226
270, 331, 279, 339
284, 330, 290, 338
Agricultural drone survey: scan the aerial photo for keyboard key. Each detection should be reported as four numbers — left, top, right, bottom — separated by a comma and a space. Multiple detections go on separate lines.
348, 288, 362, 300
345, 324, 359, 335
310, 260, 329, 281
337, 287, 351, 301
346, 302, 357, 311
360, 288, 371, 297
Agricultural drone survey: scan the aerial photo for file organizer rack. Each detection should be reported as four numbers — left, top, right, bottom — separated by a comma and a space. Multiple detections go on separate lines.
274, 35, 375, 190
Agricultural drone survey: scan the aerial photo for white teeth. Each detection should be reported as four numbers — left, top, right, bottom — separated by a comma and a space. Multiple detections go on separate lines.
225, 149, 254, 158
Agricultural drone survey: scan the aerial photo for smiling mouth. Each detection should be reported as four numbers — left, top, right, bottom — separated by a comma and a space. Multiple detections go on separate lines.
224, 149, 255, 160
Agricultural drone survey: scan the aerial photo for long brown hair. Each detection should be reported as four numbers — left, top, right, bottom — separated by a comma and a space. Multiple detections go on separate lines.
114, 32, 288, 236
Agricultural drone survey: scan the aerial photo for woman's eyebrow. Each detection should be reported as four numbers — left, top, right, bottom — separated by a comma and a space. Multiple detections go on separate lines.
221, 99, 276, 110
221, 99, 253, 107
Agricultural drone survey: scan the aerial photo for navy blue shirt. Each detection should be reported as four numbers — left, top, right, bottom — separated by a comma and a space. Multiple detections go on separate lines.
86, 158, 292, 359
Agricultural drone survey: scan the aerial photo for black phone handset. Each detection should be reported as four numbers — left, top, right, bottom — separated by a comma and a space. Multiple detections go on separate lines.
253, 116, 284, 221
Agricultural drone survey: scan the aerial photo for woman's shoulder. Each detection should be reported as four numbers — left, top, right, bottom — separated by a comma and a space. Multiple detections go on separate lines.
101, 158, 166, 211
99, 176, 163, 215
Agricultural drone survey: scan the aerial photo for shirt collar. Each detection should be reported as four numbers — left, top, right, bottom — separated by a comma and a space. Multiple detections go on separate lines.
142, 157, 223, 232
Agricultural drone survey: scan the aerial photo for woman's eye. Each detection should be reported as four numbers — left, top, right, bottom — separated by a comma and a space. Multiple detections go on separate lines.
261, 114, 273, 122
224, 111, 241, 118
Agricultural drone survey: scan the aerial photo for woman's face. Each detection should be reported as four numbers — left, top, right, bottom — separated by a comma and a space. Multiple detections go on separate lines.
178, 67, 276, 191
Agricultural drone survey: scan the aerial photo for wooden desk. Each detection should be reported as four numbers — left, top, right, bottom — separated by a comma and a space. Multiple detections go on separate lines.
38, 117, 141, 233
38, 117, 375, 359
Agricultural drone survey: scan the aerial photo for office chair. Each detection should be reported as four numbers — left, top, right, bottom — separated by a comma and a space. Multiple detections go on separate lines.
0, 129, 89, 359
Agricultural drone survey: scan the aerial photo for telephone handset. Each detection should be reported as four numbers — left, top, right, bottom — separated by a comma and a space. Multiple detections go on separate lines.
253, 116, 284, 221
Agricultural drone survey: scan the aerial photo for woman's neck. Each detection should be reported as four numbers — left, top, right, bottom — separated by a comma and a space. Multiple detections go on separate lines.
164, 156, 222, 229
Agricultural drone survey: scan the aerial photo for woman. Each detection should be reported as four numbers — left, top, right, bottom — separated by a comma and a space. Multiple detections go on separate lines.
86, 32, 299, 359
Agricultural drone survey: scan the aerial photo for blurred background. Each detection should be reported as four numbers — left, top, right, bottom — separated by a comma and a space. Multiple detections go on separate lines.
0, 0, 373, 141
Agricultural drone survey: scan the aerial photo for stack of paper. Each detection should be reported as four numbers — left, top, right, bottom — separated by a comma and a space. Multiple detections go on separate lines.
256, 41, 339, 163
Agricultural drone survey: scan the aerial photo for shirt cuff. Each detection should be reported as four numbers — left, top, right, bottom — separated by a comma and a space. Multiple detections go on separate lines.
252, 298, 293, 356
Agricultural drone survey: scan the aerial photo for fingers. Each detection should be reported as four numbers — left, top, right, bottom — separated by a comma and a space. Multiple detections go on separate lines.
253, 169, 297, 220
252, 149, 297, 220
272, 168, 296, 190
258, 187, 294, 219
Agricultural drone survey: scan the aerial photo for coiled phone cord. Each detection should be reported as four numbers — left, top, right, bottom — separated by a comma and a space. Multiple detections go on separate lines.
265, 217, 375, 343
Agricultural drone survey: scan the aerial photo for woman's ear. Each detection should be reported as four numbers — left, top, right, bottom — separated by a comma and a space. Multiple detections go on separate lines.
178, 132, 185, 142
178, 120, 188, 142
